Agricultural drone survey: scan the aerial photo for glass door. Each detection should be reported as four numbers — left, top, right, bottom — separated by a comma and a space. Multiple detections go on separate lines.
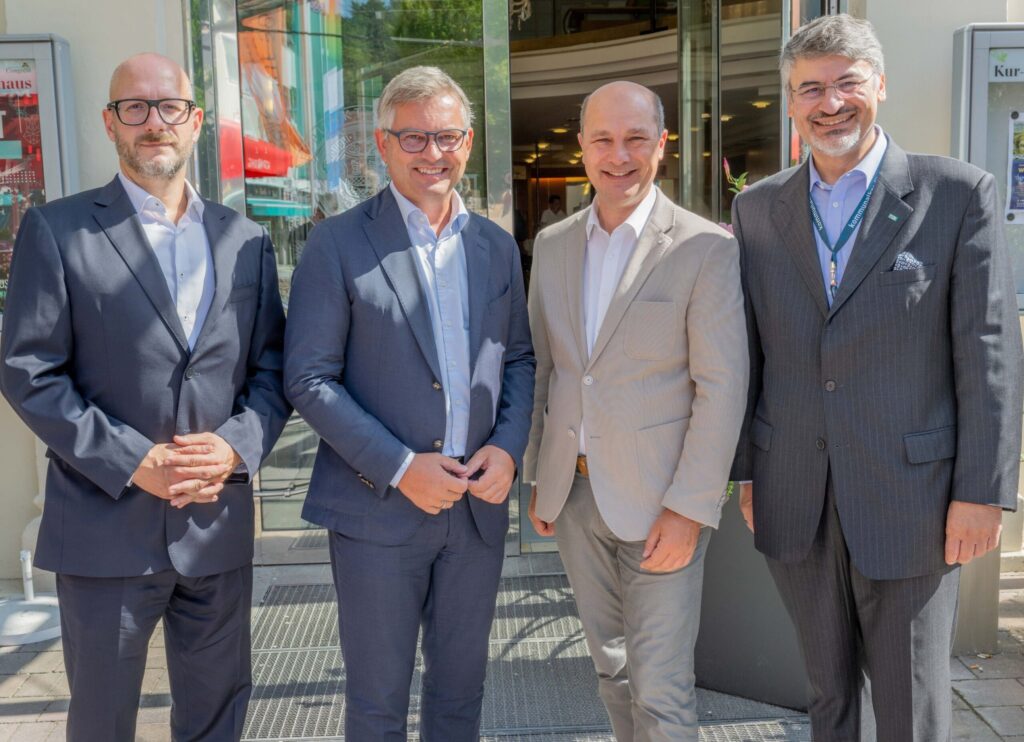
188, 0, 512, 561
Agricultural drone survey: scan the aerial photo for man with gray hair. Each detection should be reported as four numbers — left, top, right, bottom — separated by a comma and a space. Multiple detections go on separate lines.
731, 14, 1022, 740
284, 66, 534, 740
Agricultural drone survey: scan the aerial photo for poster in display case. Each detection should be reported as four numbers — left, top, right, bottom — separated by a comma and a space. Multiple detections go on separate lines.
0, 35, 78, 327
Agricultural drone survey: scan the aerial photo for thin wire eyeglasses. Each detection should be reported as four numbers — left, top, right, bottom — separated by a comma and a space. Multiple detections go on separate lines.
106, 98, 197, 126
789, 73, 876, 103
384, 128, 468, 153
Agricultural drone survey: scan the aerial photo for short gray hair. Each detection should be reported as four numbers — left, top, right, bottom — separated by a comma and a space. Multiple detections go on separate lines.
579, 85, 665, 134
376, 66, 473, 130
780, 14, 885, 88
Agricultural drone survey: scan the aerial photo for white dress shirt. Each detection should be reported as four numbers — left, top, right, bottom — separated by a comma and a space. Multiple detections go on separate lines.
579, 186, 658, 455
388, 183, 472, 487
118, 173, 214, 350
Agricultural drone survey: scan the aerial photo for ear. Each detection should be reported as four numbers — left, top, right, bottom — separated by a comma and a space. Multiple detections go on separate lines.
373, 128, 389, 163
102, 107, 117, 143
876, 73, 887, 102
190, 107, 204, 142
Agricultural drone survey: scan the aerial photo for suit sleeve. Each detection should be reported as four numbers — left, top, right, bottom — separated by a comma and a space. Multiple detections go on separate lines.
729, 197, 763, 483
483, 233, 536, 466
214, 230, 291, 479
522, 233, 551, 482
660, 232, 750, 528
949, 172, 1024, 510
0, 207, 154, 498
283, 223, 412, 494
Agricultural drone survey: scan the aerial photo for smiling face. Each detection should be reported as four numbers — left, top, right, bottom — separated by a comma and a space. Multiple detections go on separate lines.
374, 92, 473, 223
103, 54, 203, 183
579, 82, 667, 230
787, 54, 885, 167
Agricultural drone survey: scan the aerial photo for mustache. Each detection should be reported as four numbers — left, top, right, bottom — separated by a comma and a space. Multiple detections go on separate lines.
809, 107, 856, 122
135, 134, 176, 145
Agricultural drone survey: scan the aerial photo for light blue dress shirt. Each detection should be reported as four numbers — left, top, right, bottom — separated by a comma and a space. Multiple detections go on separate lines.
388, 183, 472, 487
808, 126, 888, 305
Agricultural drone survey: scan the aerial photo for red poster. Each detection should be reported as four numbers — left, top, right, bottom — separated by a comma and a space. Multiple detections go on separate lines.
0, 59, 45, 316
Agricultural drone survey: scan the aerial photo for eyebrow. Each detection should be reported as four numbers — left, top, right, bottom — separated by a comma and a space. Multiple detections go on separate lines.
587, 127, 651, 138
794, 72, 864, 89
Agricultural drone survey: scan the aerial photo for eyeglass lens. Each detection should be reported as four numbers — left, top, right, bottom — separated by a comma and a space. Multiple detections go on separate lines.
113, 99, 193, 126
395, 129, 465, 153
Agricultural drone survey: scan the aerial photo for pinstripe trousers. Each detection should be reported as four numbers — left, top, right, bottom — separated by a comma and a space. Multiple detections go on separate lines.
766, 479, 959, 742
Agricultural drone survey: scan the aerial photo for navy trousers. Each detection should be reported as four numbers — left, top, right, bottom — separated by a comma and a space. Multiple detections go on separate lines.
56, 565, 252, 742
329, 494, 505, 741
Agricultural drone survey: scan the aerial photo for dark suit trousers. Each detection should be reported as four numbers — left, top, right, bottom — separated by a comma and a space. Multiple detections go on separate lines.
328, 494, 505, 741
765, 481, 959, 742
56, 566, 253, 742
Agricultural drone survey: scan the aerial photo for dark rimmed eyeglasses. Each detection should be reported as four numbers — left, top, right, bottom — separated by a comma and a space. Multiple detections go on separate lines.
789, 73, 876, 103
384, 128, 468, 153
106, 98, 197, 126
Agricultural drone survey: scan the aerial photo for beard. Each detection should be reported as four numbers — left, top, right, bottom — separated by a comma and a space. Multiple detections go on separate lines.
805, 109, 868, 158
115, 131, 192, 180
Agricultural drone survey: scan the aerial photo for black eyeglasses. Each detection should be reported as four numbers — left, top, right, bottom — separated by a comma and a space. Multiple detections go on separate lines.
107, 98, 197, 126
384, 128, 468, 153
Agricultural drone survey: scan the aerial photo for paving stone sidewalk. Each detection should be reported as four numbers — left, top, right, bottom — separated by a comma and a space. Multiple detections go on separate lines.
0, 568, 1021, 740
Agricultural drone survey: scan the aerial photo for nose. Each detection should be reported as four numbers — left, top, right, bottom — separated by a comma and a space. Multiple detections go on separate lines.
142, 104, 165, 131
820, 85, 845, 113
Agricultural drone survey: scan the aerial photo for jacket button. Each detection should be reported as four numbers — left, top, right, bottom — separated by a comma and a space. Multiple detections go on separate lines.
432, 381, 442, 391
824, 380, 836, 392
583, 375, 594, 386
432, 439, 443, 449
816, 438, 826, 450
184, 367, 196, 380
568, 429, 577, 440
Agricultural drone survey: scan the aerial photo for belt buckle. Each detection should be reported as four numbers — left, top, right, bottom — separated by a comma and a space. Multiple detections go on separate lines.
576, 455, 589, 478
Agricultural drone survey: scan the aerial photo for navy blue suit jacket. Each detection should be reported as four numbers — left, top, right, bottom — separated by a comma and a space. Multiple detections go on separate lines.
284, 187, 535, 546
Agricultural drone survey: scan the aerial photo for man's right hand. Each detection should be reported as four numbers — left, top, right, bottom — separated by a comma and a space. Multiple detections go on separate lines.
528, 486, 555, 536
397, 453, 469, 515
739, 482, 754, 533
131, 443, 225, 505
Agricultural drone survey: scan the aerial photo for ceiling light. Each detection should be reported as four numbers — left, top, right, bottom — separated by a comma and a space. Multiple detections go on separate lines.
667, 133, 679, 142
720, 114, 734, 122
568, 159, 579, 165
537, 141, 550, 150
574, 150, 583, 158
673, 153, 680, 159
702, 151, 711, 157
700, 112, 711, 120
751, 100, 772, 109
550, 127, 569, 134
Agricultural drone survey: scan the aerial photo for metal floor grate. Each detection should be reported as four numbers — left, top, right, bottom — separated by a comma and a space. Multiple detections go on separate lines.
289, 530, 329, 550
242, 574, 806, 740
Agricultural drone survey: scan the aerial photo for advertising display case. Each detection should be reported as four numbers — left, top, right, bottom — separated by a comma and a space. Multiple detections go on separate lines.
0, 34, 78, 330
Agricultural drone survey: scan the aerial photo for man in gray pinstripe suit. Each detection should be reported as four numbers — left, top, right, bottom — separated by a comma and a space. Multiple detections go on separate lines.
731, 15, 1023, 741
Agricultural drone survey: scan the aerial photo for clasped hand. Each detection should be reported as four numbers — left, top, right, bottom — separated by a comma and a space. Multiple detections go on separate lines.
398, 445, 515, 516
131, 432, 242, 508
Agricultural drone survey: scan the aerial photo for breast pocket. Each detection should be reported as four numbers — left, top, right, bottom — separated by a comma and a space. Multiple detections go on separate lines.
877, 263, 937, 286
624, 301, 678, 361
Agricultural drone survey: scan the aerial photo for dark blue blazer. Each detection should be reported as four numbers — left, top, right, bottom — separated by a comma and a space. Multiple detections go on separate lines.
0, 177, 290, 577
284, 187, 535, 546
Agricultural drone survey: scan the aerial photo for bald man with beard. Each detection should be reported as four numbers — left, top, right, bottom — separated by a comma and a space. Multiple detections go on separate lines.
0, 54, 289, 741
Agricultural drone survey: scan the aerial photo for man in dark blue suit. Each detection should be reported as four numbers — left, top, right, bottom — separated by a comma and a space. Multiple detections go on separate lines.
0, 54, 289, 741
285, 66, 534, 740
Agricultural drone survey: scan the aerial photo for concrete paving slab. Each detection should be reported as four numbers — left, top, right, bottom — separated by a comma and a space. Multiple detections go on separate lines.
964, 650, 1024, 679
0, 675, 26, 699
954, 678, 1024, 707
3, 721, 62, 742
0, 698, 48, 724
953, 709, 1002, 741
12, 672, 67, 698
976, 706, 1024, 737
952, 657, 976, 680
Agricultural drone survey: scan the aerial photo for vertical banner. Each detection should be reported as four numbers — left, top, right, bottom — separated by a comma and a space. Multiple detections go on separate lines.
0, 59, 45, 315
1007, 111, 1024, 222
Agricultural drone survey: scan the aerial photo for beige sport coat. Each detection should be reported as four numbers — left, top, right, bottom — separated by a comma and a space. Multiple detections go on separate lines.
523, 188, 748, 539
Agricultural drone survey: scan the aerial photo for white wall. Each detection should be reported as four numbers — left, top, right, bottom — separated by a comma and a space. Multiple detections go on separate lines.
855, 0, 1007, 156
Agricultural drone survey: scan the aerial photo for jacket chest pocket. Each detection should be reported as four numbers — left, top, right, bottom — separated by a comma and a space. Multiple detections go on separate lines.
623, 300, 678, 360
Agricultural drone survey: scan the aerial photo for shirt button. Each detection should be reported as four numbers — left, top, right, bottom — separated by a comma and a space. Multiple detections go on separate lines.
432, 381, 442, 390
832, 202, 839, 208
432, 440, 443, 450
816, 438, 826, 451
824, 380, 836, 392
583, 375, 594, 386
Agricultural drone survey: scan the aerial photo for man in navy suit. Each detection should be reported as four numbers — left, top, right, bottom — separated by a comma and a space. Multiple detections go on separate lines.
284, 66, 534, 740
0, 54, 289, 741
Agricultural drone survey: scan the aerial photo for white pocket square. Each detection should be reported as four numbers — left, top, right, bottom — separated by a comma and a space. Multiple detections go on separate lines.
891, 252, 924, 271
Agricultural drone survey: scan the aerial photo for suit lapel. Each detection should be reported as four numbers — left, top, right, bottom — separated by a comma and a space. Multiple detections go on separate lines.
93, 177, 189, 353
828, 140, 914, 317
562, 214, 589, 367
771, 165, 830, 319
365, 189, 443, 384
587, 191, 673, 367
463, 216, 491, 378
191, 202, 235, 353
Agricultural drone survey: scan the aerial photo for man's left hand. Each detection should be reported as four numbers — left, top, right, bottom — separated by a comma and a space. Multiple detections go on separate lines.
944, 500, 1003, 566
641, 508, 702, 572
165, 432, 243, 508
464, 445, 515, 504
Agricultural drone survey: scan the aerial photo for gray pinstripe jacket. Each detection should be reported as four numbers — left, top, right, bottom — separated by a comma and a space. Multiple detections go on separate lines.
730, 137, 1023, 580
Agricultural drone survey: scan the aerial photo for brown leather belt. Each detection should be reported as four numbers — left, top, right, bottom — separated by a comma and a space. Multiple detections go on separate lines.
575, 454, 589, 478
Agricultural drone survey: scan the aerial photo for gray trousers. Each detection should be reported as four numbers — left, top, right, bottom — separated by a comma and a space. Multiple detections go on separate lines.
56, 566, 253, 742
555, 474, 711, 742
766, 485, 959, 742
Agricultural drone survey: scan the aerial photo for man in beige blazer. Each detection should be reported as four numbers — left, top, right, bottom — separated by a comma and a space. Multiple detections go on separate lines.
523, 81, 748, 741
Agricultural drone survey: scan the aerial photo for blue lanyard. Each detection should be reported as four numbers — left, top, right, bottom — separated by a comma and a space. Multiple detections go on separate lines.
808, 167, 881, 299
